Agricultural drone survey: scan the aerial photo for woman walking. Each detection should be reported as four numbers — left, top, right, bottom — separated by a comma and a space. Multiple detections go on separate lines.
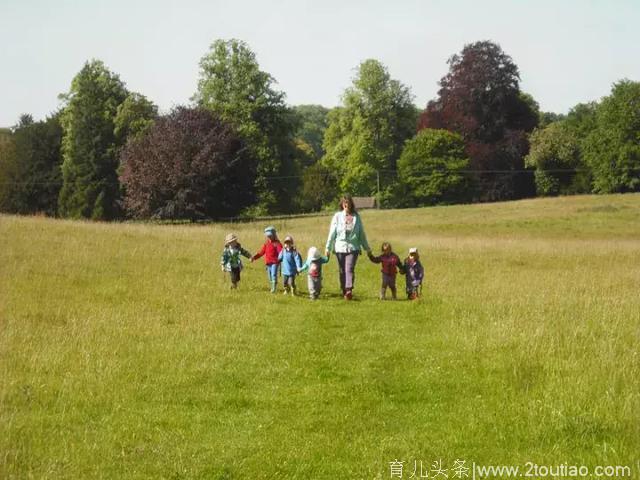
325, 194, 372, 300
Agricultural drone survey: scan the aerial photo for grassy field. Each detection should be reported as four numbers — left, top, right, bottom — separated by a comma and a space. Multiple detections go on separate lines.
1, 194, 639, 479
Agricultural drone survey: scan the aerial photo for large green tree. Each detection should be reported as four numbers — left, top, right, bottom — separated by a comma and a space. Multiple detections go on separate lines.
397, 129, 470, 206
583, 80, 640, 193
0, 114, 63, 215
322, 59, 418, 198
194, 39, 299, 214
525, 122, 588, 196
292, 104, 329, 161
58, 60, 128, 220
114, 92, 158, 144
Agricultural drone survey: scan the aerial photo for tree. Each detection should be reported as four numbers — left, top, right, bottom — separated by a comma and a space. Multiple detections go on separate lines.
114, 92, 158, 144
58, 60, 128, 220
292, 104, 329, 161
119, 107, 256, 220
297, 162, 338, 212
0, 129, 18, 212
0, 113, 63, 215
322, 59, 418, 198
525, 122, 588, 196
396, 129, 470, 206
419, 41, 538, 201
194, 39, 299, 214
539, 111, 566, 128
583, 80, 640, 193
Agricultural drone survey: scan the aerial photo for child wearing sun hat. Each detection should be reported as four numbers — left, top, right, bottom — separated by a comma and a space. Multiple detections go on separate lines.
403, 247, 424, 300
220, 233, 252, 289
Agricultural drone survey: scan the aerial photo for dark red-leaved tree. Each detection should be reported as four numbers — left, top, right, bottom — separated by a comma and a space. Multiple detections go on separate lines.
119, 106, 256, 220
419, 41, 538, 201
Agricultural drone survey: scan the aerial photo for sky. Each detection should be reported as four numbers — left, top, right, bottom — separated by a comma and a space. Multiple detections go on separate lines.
1, 0, 639, 126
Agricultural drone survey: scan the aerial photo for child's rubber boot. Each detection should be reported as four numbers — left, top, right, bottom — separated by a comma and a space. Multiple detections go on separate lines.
379, 288, 386, 300
270, 281, 277, 294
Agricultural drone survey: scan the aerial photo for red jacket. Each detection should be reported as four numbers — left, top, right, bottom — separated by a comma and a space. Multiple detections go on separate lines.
252, 240, 283, 265
369, 252, 402, 276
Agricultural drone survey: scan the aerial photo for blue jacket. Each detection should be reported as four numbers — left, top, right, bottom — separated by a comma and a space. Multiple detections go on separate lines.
278, 248, 303, 276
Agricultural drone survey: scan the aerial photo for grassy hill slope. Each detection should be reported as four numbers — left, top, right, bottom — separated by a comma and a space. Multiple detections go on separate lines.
1, 194, 639, 479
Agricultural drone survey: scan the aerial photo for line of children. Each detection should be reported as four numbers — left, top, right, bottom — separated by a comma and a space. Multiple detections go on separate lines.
220, 226, 423, 300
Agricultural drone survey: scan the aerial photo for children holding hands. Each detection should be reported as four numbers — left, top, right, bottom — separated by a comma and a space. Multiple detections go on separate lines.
221, 225, 424, 301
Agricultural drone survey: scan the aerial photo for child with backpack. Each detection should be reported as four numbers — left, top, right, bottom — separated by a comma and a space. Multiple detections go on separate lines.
403, 247, 424, 300
251, 226, 283, 293
278, 235, 303, 295
367, 242, 403, 300
298, 247, 330, 300
220, 233, 252, 289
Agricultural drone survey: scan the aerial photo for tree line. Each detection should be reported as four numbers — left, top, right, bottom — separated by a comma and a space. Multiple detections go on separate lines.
0, 39, 638, 220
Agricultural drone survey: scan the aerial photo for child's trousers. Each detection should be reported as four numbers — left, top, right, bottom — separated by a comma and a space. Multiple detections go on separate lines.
307, 276, 322, 299
283, 274, 297, 292
381, 273, 397, 298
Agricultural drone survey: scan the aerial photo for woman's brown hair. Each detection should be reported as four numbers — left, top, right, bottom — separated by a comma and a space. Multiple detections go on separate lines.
339, 194, 356, 214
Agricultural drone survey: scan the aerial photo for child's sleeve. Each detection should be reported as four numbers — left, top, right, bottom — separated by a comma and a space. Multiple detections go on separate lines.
320, 256, 330, 264
277, 250, 284, 263
240, 246, 252, 258
368, 252, 381, 263
298, 260, 309, 273
295, 252, 303, 270
396, 255, 406, 274
220, 249, 228, 265
251, 243, 265, 261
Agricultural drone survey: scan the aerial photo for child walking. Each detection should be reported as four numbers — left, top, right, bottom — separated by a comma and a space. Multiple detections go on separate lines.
278, 235, 303, 295
298, 247, 330, 300
403, 247, 424, 300
251, 226, 283, 293
367, 242, 403, 300
220, 233, 252, 289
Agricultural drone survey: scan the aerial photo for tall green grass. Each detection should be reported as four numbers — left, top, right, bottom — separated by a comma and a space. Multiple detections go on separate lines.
1, 194, 639, 479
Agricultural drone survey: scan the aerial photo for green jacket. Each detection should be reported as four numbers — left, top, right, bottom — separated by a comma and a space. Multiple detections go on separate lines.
221, 245, 251, 271
325, 211, 371, 254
